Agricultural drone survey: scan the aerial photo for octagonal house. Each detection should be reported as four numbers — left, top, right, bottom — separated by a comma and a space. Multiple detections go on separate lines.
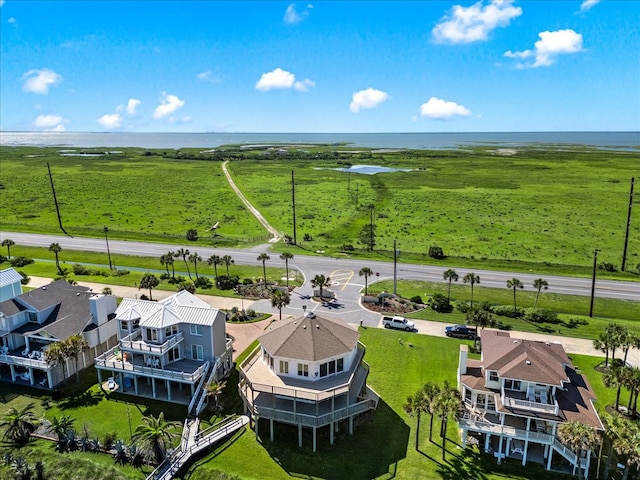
238, 315, 379, 451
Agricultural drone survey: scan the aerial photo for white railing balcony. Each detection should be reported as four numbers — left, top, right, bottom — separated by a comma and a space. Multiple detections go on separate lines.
459, 415, 554, 444
502, 392, 559, 415
120, 331, 183, 355
0, 353, 50, 369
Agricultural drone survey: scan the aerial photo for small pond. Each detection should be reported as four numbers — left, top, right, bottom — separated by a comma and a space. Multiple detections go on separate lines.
320, 164, 413, 175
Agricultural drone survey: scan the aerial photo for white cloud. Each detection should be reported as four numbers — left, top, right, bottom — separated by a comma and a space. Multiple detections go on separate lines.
153, 92, 185, 119
168, 115, 192, 124
284, 3, 312, 24
255, 68, 295, 91
0, 1, 5, 7
349, 88, 389, 113
293, 79, 316, 92
420, 97, 471, 120
579, 0, 599, 12
8, 17, 15, 23
196, 70, 223, 83
504, 29, 583, 67
97, 113, 122, 129
126, 98, 140, 115
22, 68, 62, 95
33, 114, 67, 131
432, 0, 522, 44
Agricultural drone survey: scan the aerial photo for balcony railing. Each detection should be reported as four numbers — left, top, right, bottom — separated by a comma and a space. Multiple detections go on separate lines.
459, 416, 554, 444
502, 391, 559, 415
0, 353, 50, 369
120, 331, 184, 355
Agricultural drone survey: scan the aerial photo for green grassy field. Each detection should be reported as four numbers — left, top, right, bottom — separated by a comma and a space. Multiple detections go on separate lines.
1, 145, 639, 276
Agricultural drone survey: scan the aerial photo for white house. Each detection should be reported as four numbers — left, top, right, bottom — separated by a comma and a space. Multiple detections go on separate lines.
238, 314, 379, 451
458, 330, 603, 477
94, 290, 233, 416
0, 279, 118, 388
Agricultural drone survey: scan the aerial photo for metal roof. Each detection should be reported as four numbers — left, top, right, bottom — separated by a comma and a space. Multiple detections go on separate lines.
0, 268, 23, 289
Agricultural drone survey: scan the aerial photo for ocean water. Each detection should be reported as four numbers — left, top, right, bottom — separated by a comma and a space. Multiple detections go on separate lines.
0, 131, 638, 150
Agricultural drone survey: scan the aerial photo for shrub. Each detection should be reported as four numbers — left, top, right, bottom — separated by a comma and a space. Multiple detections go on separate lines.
429, 293, 452, 312
102, 287, 113, 295
139, 294, 150, 300
178, 281, 196, 294
0, 254, 6, 263
18, 271, 30, 285
10, 256, 34, 267
186, 229, 198, 241
492, 305, 524, 318
410, 295, 424, 304
524, 308, 560, 324
246, 308, 256, 318
340, 244, 355, 251
103, 431, 118, 450
428, 245, 445, 259
159, 273, 171, 280
566, 317, 589, 328
194, 277, 212, 289
72, 264, 91, 275
454, 300, 471, 313
110, 269, 130, 276
242, 278, 254, 285
303, 233, 313, 241
217, 275, 240, 290
598, 262, 617, 272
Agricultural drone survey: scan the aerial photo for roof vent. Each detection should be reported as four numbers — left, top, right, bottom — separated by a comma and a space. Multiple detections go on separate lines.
42, 286, 46, 290
513, 340, 518, 343
316, 325, 320, 329
303, 325, 306, 329
293, 321, 297, 325
526, 360, 531, 365
76, 293, 80, 296
546, 342, 551, 346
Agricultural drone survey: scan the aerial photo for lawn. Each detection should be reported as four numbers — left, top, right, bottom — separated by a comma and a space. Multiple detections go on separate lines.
2, 145, 639, 278
0, 320, 629, 479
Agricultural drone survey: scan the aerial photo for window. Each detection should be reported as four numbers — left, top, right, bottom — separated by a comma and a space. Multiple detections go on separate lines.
279, 360, 289, 374
146, 328, 158, 342
191, 344, 203, 361
505, 379, 521, 391
337, 358, 344, 372
190, 324, 203, 336
120, 321, 129, 331
489, 370, 498, 382
132, 319, 140, 329
320, 363, 328, 378
168, 346, 180, 362
298, 363, 308, 377
165, 325, 178, 337
329, 360, 336, 375
28, 311, 38, 323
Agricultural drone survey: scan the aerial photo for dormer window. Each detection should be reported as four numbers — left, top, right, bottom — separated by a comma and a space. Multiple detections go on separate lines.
28, 311, 38, 323
488, 370, 498, 382
505, 379, 521, 390
279, 360, 289, 374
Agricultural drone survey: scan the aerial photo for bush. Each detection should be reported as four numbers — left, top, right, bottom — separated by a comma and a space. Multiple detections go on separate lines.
186, 229, 198, 241
303, 233, 313, 241
0, 254, 6, 263
454, 300, 471, 313
492, 305, 524, 318
429, 293, 452, 312
242, 278, 254, 285
194, 277, 212, 289
10, 256, 34, 267
217, 275, 239, 290
178, 281, 196, 294
340, 244, 355, 251
139, 294, 150, 300
428, 245, 445, 259
524, 308, 560, 324
246, 308, 256, 318
598, 262, 617, 272
72, 264, 91, 275
159, 273, 171, 280
410, 295, 424, 304
18, 271, 30, 285
566, 317, 589, 328
110, 269, 130, 276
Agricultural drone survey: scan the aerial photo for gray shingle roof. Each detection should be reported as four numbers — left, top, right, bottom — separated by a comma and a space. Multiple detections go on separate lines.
259, 315, 359, 362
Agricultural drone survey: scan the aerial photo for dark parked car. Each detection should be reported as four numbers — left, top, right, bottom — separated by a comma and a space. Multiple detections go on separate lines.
444, 324, 476, 339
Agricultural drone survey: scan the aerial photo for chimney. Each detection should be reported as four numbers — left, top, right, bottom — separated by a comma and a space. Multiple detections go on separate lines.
90, 294, 117, 326
459, 344, 469, 375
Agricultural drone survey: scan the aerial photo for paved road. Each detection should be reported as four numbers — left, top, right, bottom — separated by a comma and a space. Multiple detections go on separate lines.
3, 231, 639, 303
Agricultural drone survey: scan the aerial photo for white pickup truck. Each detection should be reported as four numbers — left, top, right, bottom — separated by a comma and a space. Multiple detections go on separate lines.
382, 315, 415, 331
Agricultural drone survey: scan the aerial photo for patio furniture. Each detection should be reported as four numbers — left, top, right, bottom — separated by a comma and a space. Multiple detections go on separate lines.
0, 346, 8, 355
511, 440, 524, 455
107, 377, 116, 390
539, 391, 548, 404
21, 348, 30, 357
38, 378, 48, 387
18, 371, 31, 382
153, 359, 160, 368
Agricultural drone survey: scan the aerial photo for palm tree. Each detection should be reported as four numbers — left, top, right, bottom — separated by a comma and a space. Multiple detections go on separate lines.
466, 306, 493, 337
159, 254, 171, 276
221, 255, 234, 276
603, 360, 627, 412
359, 267, 373, 296
188, 252, 202, 279
533, 278, 549, 308
166, 251, 176, 279
174, 248, 191, 279
422, 382, 441, 443
403, 389, 426, 451
257, 253, 270, 288
557, 420, 599, 479
0, 403, 38, 444
601, 412, 625, 480
506, 277, 523, 313
624, 367, 640, 417
50, 414, 76, 442
462, 273, 480, 308
271, 289, 291, 320
139, 273, 160, 300
311, 274, 331, 301
593, 331, 612, 368
205, 380, 227, 411
442, 269, 459, 303
1, 238, 15, 259
49, 242, 63, 274
207, 255, 222, 287
279, 252, 294, 288
44, 342, 68, 384
434, 381, 460, 460
63, 334, 89, 384
131, 412, 179, 464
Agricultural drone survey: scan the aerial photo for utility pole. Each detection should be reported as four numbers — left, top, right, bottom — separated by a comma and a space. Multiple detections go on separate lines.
589, 249, 599, 318
369, 205, 375, 251
291, 170, 297, 245
393, 239, 398, 295
355, 183, 359, 208
47, 162, 69, 236
104, 226, 113, 270
621, 177, 635, 271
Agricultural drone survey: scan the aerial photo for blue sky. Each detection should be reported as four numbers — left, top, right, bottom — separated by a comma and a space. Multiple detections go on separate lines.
1, 0, 638, 133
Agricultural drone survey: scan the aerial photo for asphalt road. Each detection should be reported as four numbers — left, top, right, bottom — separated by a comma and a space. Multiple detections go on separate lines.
3, 231, 639, 303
